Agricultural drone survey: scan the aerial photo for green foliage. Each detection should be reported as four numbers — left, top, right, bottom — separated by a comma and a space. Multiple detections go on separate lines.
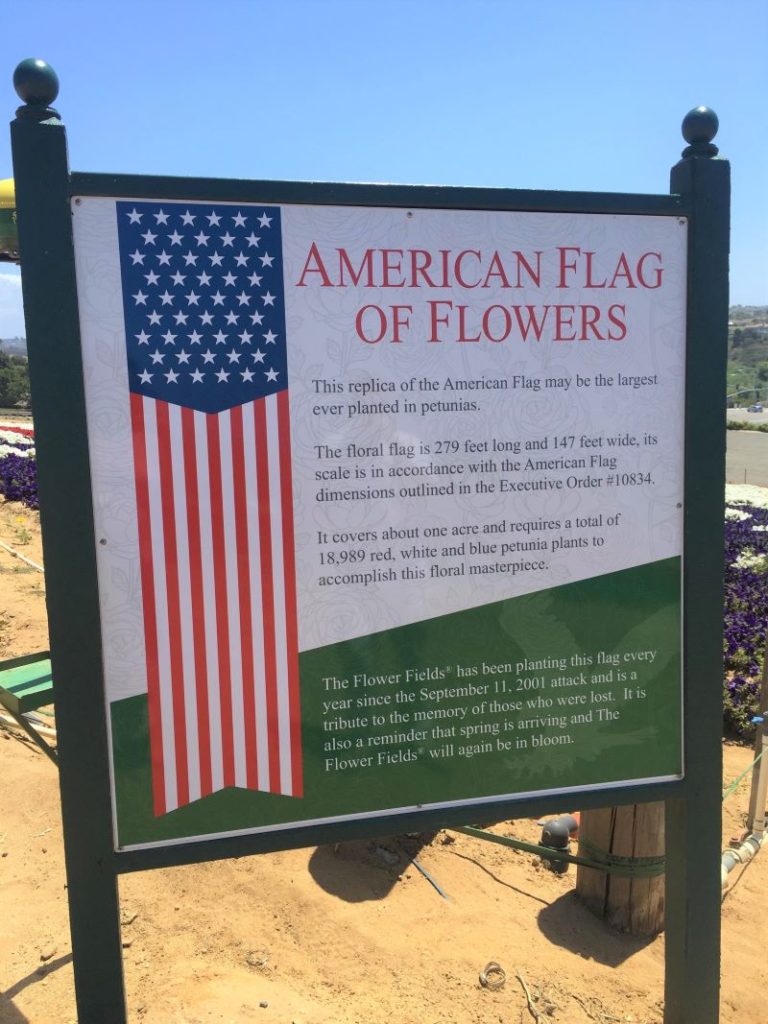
0, 350, 30, 408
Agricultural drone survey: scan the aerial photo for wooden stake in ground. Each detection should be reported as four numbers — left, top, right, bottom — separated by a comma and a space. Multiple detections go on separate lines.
576, 802, 665, 936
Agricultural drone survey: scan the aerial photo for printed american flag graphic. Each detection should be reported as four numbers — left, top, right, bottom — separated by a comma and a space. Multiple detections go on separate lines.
116, 200, 303, 816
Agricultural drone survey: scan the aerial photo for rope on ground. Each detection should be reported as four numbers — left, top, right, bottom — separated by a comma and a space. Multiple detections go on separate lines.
0, 538, 44, 572
722, 746, 768, 802
515, 970, 541, 1022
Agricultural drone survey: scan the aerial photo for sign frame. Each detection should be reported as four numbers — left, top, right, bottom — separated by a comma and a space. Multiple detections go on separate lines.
10, 62, 729, 1024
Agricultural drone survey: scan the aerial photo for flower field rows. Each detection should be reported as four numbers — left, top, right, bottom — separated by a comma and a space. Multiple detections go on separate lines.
0, 426, 766, 736
0, 424, 37, 509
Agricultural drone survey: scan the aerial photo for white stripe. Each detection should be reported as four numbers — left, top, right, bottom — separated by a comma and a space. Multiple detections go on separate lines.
219, 410, 247, 789
242, 402, 270, 790
143, 398, 177, 811
266, 394, 292, 795
169, 404, 200, 804
194, 411, 224, 793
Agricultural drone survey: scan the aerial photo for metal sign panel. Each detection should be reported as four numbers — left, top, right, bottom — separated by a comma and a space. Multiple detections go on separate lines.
71, 198, 687, 852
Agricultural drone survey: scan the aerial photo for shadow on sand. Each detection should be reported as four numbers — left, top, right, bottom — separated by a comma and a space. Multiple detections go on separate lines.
0, 952, 73, 1024
537, 892, 655, 967
308, 833, 437, 902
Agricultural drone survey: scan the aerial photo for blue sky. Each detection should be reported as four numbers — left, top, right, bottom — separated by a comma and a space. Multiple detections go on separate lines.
1, 0, 765, 336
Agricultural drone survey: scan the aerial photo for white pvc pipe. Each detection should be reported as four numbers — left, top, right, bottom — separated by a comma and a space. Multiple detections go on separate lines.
721, 831, 768, 887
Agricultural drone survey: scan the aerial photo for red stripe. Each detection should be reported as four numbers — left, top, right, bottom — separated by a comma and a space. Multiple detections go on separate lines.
207, 414, 236, 788
230, 406, 259, 787
277, 390, 303, 796
182, 407, 212, 797
155, 402, 189, 808
254, 400, 281, 792
129, 394, 166, 817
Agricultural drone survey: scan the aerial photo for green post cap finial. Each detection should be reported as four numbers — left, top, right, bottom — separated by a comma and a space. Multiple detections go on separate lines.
681, 106, 719, 158
13, 58, 60, 121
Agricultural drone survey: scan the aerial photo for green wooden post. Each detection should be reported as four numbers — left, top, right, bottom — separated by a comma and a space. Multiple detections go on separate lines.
665, 108, 730, 1024
10, 59, 128, 1023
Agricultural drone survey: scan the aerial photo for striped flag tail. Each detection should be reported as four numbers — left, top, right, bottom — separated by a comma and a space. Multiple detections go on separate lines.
117, 200, 303, 815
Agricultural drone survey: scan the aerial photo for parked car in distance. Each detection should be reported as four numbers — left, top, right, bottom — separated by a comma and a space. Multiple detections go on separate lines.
748, 403, 764, 412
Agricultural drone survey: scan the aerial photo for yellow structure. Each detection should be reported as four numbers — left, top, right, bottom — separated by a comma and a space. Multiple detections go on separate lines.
0, 178, 19, 261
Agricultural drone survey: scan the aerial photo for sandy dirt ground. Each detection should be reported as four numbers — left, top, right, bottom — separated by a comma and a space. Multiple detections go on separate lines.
1, 498, 767, 1024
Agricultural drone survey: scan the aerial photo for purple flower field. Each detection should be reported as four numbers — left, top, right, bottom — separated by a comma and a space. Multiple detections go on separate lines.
0, 426, 37, 510
724, 486, 768, 736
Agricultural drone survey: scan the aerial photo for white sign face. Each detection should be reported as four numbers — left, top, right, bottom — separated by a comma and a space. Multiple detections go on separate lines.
72, 198, 686, 851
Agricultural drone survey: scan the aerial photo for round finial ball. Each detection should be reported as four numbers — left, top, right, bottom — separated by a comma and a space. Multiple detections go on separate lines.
13, 58, 59, 106
682, 106, 719, 146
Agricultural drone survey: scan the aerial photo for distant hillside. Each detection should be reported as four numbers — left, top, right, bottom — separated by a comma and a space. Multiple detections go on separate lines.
727, 308, 768, 406
0, 336, 27, 358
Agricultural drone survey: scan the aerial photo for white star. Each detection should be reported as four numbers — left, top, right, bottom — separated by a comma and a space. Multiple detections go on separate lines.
222, 271, 237, 287
190, 368, 205, 383
241, 368, 255, 382
197, 271, 212, 286
144, 270, 160, 286
262, 291, 275, 306
227, 349, 241, 364
259, 252, 275, 268
133, 290, 148, 305
181, 210, 196, 226
215, 368, 230, 382
194, 231, 210, 246
201, 349, 216, 364
220, 231, 235, 247
263, 330, 277, 345
168, 230, 183, 246
170, 271, 186, 287
225, 311, 239, 325
249, 311, 264, 325
207, 211, 222, 227
200, 311, 214, 325
159, 290, 174, 306
183, 251, 198, 266
149, 349, 165, 364
234, 252, 249, 267
164, 369, 180, 383
238, 330, 253, 344
157, 250, 172, 266
209, 251, 224, 267
138, 369, 152, 383
135, 330, 151, 344
176, 350, 191, 364
245, 232, 260, 248
185, 291, 200, 306
233, 212, 247, 227
213, 329, 228, 344
173, 311, 189, 325
127, 208, 142, 224
162, 330, 177, 345
248, 272, 262, 287
188, 329, 203, 344
141, 229, 157, 245
236, 291, 250, 306
147, 311, 163, 325
130, 250, 145, 265
211, 291, 226, 306
252, 349, 265, 363
154, 209, 170, 225
258, 213, 272, 228
265, 368, 279, 382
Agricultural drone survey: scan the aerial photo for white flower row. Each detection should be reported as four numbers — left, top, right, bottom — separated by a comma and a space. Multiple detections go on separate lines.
726, 483, 768, 510
0, 443, 35, 458
732, 549, 768, 572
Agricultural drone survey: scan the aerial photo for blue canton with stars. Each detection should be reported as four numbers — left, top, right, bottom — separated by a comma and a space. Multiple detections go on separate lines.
116, 201, 288, 415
